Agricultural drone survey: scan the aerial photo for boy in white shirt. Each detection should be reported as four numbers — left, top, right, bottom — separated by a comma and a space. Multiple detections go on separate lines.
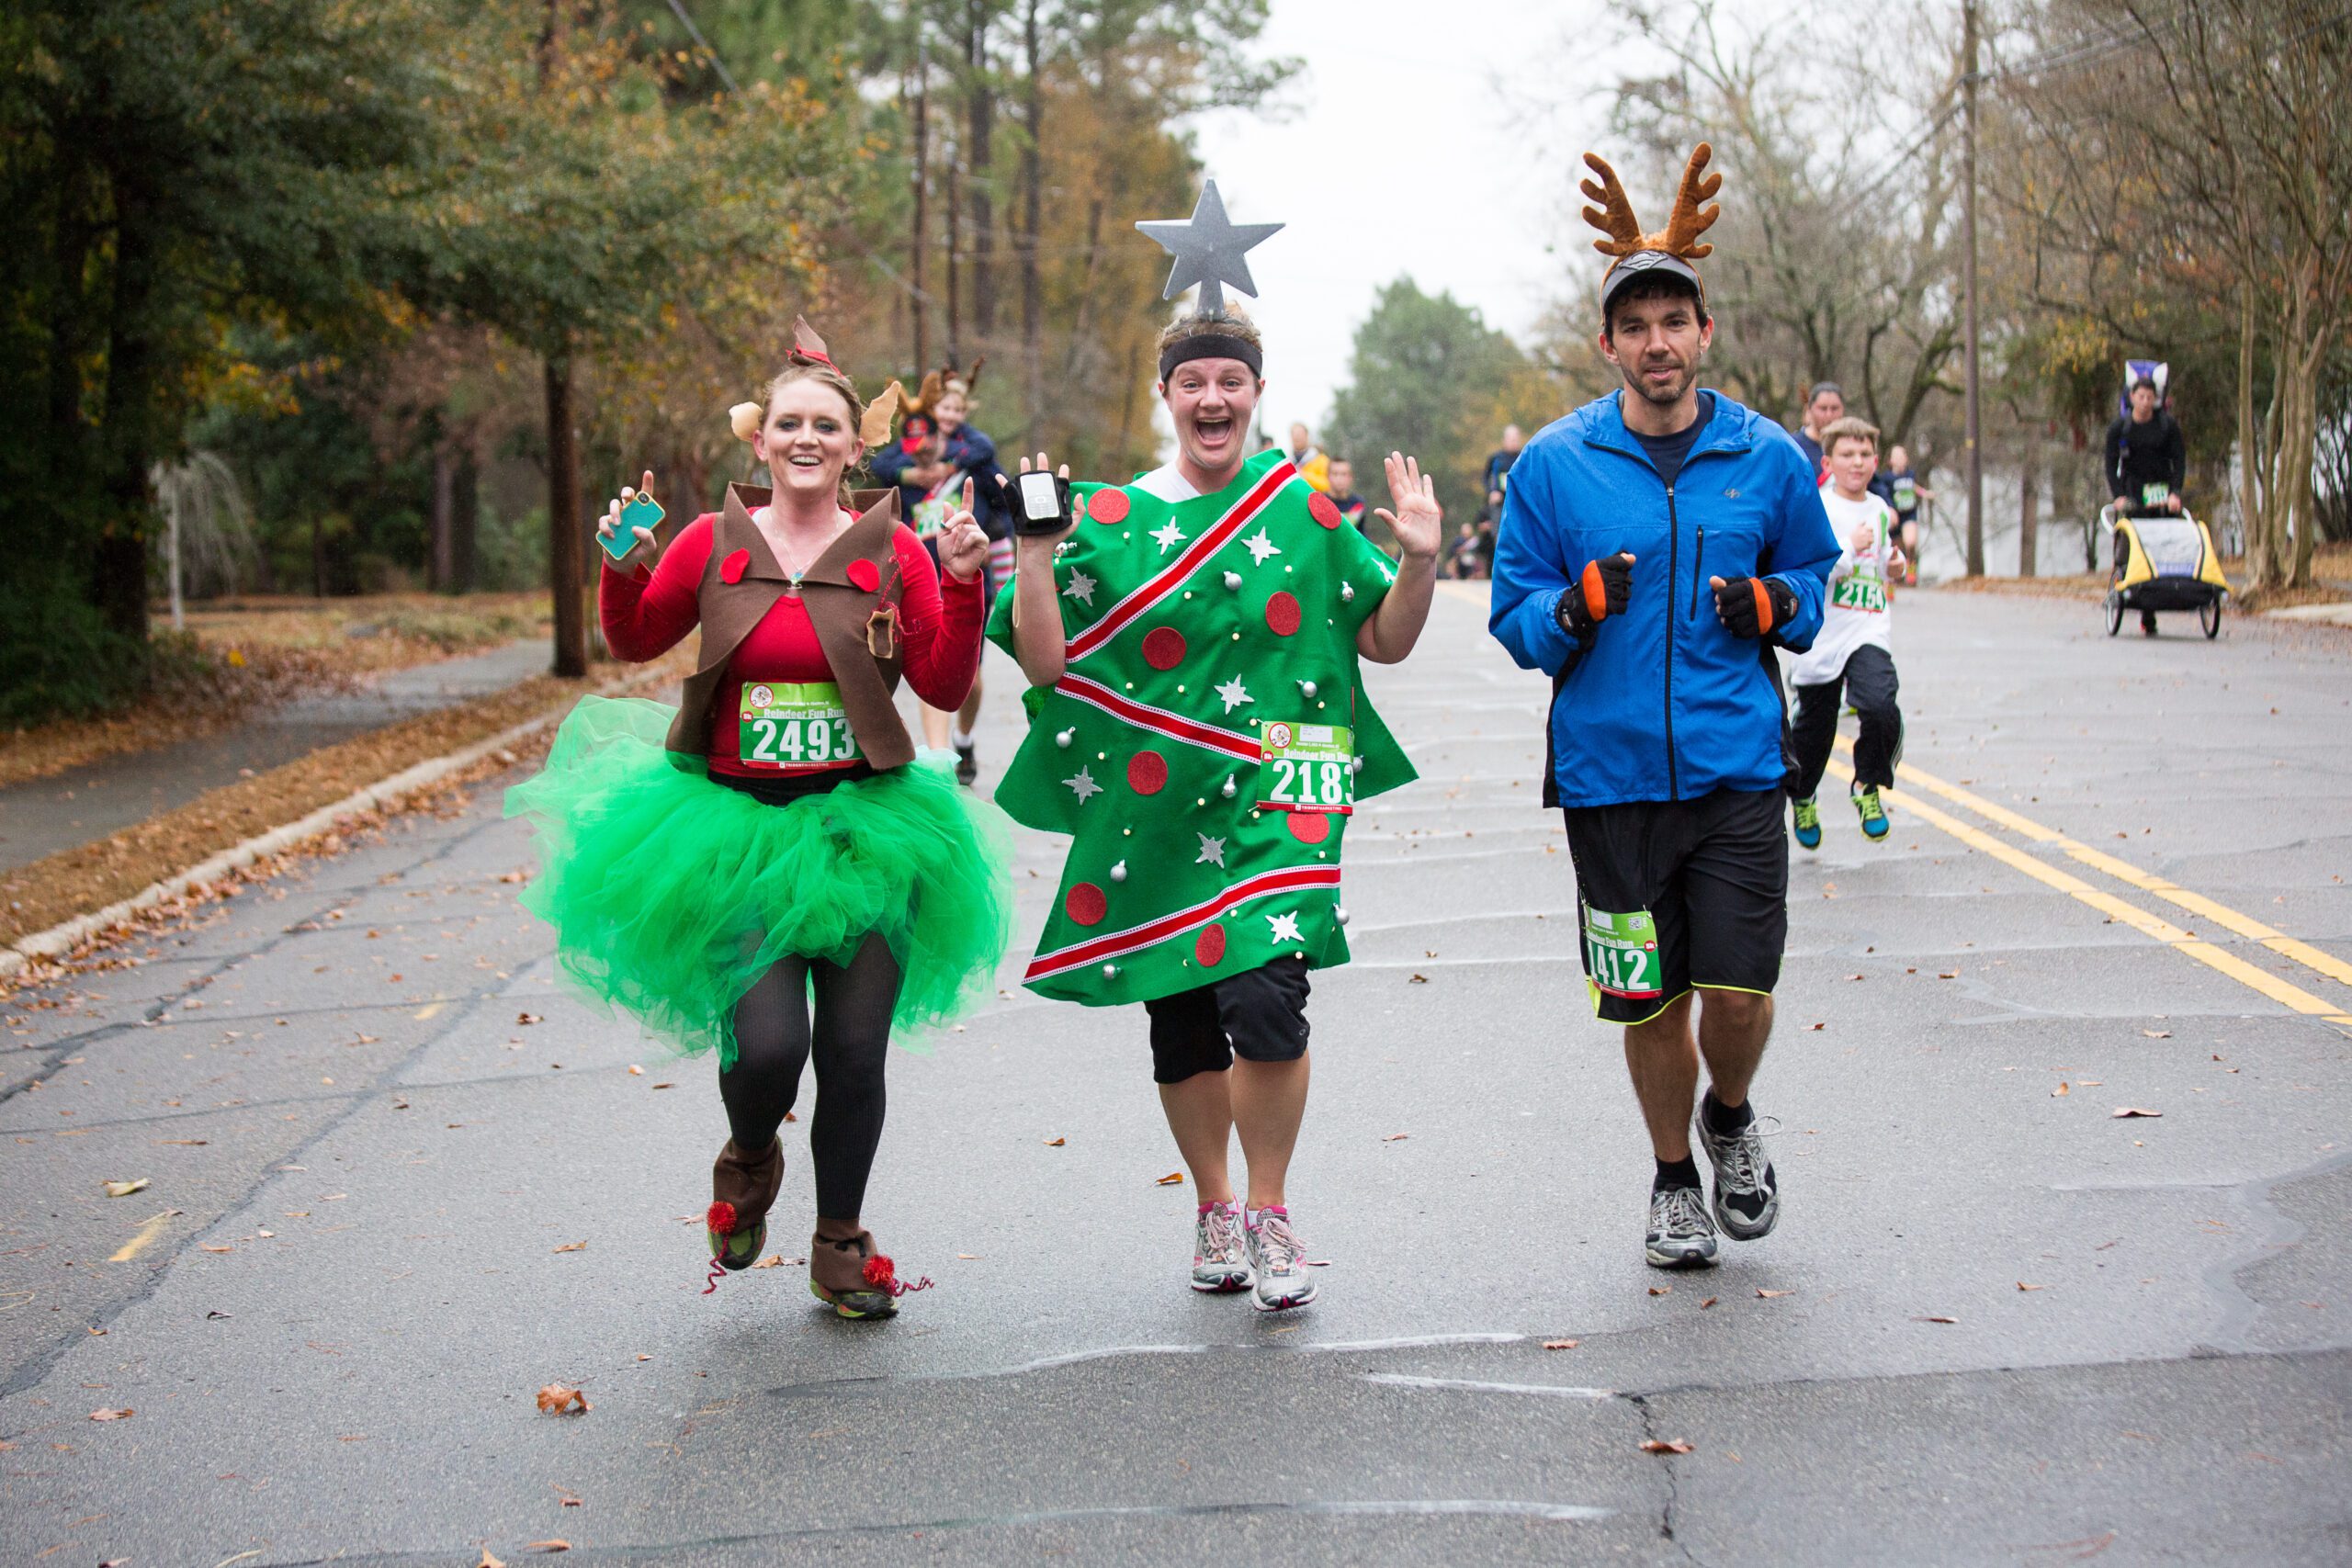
1784, 416, 1905, 848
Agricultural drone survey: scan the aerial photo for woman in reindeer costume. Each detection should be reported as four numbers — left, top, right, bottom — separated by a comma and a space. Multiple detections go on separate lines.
505, 318, 1013, 1319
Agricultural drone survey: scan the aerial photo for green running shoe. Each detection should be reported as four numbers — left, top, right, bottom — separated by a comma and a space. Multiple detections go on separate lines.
1792, 797, 1822, 851
1853, 785, 1890, 840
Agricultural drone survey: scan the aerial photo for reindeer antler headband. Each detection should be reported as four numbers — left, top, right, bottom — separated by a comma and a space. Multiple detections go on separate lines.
1579, 143, 1722, 312
729, 315, 906, 450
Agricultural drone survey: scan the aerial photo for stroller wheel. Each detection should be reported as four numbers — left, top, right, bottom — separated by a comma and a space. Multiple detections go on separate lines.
2105, 592, 2123, 637
2200, 596, 2222, 640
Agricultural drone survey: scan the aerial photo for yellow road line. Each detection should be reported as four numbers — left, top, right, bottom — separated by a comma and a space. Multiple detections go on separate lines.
1838, 739, 2352, 995
1825, 758, 2352, 1028
108, 1209, 177, 1263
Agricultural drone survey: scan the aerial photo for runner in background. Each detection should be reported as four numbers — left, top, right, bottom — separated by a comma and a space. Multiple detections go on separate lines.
1480, 424, 1525, 572
1885, 444, 1932, 586
1791, 383, 1896, 508
1285, 422, 1331, 492
1785, 416, 1905, 851
1325, 457, 1381, 552
2105, 378, 2187, 517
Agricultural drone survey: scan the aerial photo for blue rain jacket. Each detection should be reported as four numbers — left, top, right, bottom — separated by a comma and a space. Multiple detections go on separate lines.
1489, 390, 1839, 808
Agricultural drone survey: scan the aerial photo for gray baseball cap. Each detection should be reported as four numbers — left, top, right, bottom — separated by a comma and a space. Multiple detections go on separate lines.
1600, 250, 1707, 319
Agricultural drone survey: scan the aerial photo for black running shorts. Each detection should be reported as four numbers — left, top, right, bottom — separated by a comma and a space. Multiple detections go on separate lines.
1559, 787, 1789, 1025
1142, 956, 1312, 1084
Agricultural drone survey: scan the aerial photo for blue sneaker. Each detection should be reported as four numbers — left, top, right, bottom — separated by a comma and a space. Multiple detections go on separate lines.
1853, 786, 1890, 840
1792, 797, 1822, 851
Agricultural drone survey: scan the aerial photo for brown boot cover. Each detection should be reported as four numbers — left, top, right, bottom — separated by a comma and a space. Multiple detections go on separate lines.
707, 1138, 784, 1269
810, 1220, 895, 1317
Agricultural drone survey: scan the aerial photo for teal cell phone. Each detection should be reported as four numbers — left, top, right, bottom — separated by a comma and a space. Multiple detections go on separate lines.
604, 492, 664, 560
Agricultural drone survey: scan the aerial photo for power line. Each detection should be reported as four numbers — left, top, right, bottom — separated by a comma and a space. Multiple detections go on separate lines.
662, 0, 739, 93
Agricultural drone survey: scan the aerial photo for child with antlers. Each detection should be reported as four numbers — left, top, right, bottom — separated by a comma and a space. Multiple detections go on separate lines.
1488, 144, 1839, 1273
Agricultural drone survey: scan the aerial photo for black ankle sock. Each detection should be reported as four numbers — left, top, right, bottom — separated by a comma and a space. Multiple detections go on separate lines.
1653, 1156, 1702, 1193
1701, 1089, 1753, 1136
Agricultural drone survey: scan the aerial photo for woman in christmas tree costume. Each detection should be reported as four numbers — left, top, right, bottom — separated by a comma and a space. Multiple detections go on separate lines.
505, 319, 1012, 1320
989, 306, 1442, 1311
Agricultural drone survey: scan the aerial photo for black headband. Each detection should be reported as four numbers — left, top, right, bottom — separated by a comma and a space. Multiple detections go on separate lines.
1159, 333, 1263, 382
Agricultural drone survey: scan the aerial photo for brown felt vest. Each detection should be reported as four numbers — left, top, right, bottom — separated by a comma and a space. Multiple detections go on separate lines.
663, 484, 917, 770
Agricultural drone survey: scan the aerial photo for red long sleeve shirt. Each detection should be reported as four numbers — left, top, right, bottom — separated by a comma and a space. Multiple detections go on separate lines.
601, 513, 982, 777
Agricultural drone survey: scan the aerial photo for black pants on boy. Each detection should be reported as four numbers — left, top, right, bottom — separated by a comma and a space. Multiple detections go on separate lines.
1784, 643, 1903, 799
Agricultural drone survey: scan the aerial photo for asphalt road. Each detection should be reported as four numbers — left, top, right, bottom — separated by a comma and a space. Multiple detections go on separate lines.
2, 585, 2346, 1566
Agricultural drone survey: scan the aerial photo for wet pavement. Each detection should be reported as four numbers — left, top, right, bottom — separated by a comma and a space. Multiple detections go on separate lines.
1, 589, 2346, 1565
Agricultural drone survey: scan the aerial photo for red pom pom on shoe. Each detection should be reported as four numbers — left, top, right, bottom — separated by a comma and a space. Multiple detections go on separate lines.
707, 1201, 739, 1236
862, 1253, 895, 1288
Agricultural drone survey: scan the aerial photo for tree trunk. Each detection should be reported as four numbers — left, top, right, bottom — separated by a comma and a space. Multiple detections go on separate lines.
2016, 426, 2039, 578
965, 1, 996, 338
2235, 276, 2270, 590
95, 177, 160, 648
546, 349, 587, 677
430, 437, 457, 593
451, 435, 479, 592
910, 31, 929, 372
945, 155, 963, 357
1019, 0, 1044, 412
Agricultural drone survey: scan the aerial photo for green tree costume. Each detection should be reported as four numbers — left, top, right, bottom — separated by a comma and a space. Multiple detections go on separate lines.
986, 449, 1417, 1004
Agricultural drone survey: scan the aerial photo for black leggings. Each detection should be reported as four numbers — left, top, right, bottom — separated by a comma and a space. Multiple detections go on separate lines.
1784, 643, 1904, 798
721, 932, 903, 1222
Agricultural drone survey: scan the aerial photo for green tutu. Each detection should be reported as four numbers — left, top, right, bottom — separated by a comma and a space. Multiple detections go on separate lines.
503, 695, 1014, 1067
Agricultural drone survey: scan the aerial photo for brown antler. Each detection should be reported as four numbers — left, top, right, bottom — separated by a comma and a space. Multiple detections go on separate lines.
1660, 142, 1722, 259
1579, 152, 1647, 258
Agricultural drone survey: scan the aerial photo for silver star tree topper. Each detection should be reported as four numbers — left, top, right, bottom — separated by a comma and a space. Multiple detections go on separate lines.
1136, 180, 1283, 315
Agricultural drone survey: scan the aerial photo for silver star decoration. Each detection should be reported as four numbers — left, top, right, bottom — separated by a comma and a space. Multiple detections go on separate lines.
1266, 910, 1304, 945
1135, 180, 1284, 315
1195, 833, 1227, 868
1063, 766, 1102, 804
1243, 529, 1282, 566
1214, 676, 1253, 713
1150, 518, 1188, 554
1062, 567, 1096, 607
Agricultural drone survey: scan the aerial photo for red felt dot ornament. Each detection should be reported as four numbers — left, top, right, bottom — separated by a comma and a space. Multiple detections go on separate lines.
1087, 489, 1130, 525
1065, 883, 1108, 927
1194, 923, 1227, 967
1308, 492, 1344, 529
1265, 592, 1302, 637
1286, 811, 1331, 845
720, 548, 751, 585
846, 557, 880, 592
1142, 626, 1188, 670
1127, 750, 1169, 795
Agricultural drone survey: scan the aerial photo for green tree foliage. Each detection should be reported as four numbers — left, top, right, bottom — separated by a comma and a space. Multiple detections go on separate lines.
1326, 278, 1540, 517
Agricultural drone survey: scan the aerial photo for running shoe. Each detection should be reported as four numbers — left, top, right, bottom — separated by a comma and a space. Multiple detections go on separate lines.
1852, 785, 1890, 840
1244, 1206, 1317, 1312
955, 739, 978, 785
1792, 796, 1822, 851
1645, 1184, 1720, 1269
1694, 1106, 1781, 1241
1192, 1201, 1252, 1293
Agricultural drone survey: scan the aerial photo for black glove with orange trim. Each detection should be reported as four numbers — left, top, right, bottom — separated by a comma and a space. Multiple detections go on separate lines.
1555, 552, 1635, 642
1709, 573, 1798, 639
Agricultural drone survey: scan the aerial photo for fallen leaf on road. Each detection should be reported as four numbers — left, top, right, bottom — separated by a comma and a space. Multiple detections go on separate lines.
1701, 1297, 1719, 1309
1757, 1290, 1792, 1299
628, 1066, 643, 1076
1809, 1022, 1826, 1031
480, 1553, 507, 1568
2018, 1282, 2046, 1292
1648, 1286, 1672, 1296
650, 1083, 674, 1090
1640, 1438, 1693, 1455
1938, 971, 1959, 979
2111, 1107, 2163, 1119
2142, 1029, 2171, 1038
527, 1542, 571, 1553
536, 1384, 589, 1416
500, 870, 528, 884
199, 1244, 234, 1254
1914, 1315, 1958, 1324
2052, 1083, 2071, 1097
156, 1139, 208, 1146
783, 1111, 797, 1122
103, 1179, 149, 1198
1383, 1133, 1409, 1142
1543, 1338, 1580, 1350
1408, 973, 1429, 984
552, 1242, 586, 1254
516, 1012, 542, 1026
750, 1255, 786, 1269
1155, 1171, 1185, 1186
1303, 1258, 1332, 1267
956, 1253, 981, 1260
1847, 973, 1865, 981
1044, 1137, 1066, 1146
88, 1408, 132, 1421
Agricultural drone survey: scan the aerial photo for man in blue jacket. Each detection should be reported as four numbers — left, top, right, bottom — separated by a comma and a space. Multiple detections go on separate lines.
1490, 143, 1838, 1272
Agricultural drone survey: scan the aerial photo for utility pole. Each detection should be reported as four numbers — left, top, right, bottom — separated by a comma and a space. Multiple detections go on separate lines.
1962, 0, 1985, 578
910, 11, 930, 373
542, 0, 586, 677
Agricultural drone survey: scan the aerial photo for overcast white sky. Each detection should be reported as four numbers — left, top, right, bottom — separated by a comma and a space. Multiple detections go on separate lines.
1177, 0, 1609, 441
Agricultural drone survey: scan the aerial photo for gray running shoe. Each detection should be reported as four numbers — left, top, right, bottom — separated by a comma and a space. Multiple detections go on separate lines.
1645, 1184, 1720, 1269
1192, 1201, 1252, 1293
1694, 1107, 1781, 1241
1245, 1207, 1317, 1312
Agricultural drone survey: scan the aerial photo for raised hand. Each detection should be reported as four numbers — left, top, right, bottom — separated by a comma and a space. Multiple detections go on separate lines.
1376, 452, 1442, 562
1007, 452, 1078, 547
938, 479, 989, 583
597, 468, 661, 572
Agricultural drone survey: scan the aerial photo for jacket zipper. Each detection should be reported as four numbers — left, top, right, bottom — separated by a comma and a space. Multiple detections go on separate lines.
1690, 525, 1705, 617
1664, 484, 1680, 801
